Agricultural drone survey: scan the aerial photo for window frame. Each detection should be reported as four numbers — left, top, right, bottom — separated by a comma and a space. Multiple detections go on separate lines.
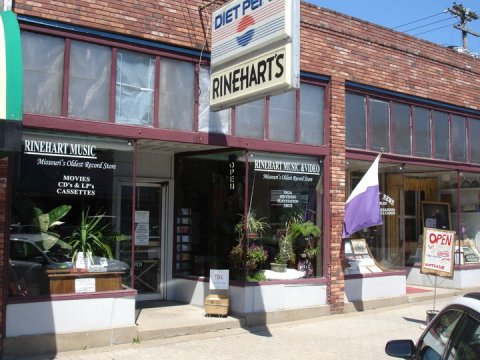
346, 89, 480, 165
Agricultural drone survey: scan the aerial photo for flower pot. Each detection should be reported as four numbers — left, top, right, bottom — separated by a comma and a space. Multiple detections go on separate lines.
270, 263, 287, 272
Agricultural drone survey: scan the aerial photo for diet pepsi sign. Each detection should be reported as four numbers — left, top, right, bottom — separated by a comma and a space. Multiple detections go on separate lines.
210, 0, 300, 111
211, 0, 298, 69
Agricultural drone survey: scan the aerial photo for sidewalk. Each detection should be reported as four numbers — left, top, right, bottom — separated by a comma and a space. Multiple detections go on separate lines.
6, 285, 478, 359
134, 285, 461, 341
135, 300, 245, 341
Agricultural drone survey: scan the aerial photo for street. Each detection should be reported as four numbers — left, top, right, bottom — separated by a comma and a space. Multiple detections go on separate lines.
19, 295, 458, 360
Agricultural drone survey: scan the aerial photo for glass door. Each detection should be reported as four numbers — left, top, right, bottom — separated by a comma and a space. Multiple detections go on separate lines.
119, 182, 166, 299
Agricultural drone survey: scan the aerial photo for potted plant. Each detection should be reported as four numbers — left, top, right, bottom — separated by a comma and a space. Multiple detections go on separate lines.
66, 207, 112, 269
229, 243, 268, 271
289, 220, 321, 277
270, 232, 294, 272
234, 210, 270, 239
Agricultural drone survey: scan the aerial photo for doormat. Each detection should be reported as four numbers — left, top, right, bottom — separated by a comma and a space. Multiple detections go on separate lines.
406, 286, 432, 294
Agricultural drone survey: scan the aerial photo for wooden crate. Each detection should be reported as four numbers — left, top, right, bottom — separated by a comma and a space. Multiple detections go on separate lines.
205, 293, 229, 316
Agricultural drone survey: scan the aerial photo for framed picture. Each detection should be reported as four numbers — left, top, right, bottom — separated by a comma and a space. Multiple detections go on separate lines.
421, 201, 451, 230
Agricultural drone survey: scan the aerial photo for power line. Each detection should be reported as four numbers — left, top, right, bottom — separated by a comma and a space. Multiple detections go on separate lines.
392, 11, 447, 29
412, 22, 457, 36
402, 15, 455, 33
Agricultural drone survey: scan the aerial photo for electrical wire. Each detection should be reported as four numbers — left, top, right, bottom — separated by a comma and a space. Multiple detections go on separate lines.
402, 15, 455, 33
412, 22, 457, 37
392, 11, 447, 29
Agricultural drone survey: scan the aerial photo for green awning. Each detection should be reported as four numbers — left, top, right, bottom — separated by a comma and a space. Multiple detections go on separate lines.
0, 10, 22, 121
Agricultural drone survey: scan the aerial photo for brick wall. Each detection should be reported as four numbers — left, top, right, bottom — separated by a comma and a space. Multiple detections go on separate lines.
328, 77, 346, 313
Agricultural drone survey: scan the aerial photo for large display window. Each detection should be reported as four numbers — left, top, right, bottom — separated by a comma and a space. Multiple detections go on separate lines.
345, 159, 480, 272
175, 151, 323, 280
9, 131, 134, 297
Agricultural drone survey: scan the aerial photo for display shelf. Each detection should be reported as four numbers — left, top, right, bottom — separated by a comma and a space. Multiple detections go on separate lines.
344, 238, 384, 275
175, 208, 193, 275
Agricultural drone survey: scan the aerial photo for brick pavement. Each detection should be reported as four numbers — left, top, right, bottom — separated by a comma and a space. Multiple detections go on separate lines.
14, 295, 458, 360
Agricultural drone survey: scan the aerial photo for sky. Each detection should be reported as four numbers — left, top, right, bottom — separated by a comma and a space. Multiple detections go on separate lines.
306, 1, 480, 53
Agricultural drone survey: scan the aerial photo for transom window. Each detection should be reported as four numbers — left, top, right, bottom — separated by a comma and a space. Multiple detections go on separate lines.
346, 91, 480, 164
22, 31, 326, 146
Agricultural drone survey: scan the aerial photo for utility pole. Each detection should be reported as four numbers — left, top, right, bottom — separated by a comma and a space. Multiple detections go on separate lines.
448, 3, 480, 50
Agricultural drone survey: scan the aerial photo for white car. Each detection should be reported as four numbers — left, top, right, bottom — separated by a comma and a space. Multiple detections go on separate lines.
385, 293, 480, 359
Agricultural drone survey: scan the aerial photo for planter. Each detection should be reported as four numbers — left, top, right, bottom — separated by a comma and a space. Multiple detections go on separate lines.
47, 270, 124, 294
270, 263, 287, 272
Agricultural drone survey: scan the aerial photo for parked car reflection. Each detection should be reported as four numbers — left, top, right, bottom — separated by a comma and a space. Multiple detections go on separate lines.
9, 235, 129, 296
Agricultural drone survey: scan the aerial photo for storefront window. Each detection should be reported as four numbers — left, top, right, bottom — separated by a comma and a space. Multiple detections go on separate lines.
9, 131, 134, 297
175, 151, 245, 277
175, 151, 324, 280
22, 31, 65, 115
68, 40, 111, 121
158, 58, 195, 130
346, 160, 405, 271
440, 172, 480, 265
198, 66, 231, 134
346, 160, 470, 271
116, 50, 155, 126
247, 152, 323, 278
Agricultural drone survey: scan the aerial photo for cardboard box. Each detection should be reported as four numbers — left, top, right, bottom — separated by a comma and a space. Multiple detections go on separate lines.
205, 293, 229, 316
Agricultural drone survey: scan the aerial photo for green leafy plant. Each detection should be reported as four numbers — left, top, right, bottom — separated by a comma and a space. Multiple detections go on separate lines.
234, 210, 270, 239
289, 220, 321, 262
67, 207, 112, 263
33, 205, 72, 237
273, 235, 294, 265
29, 205, 72, 251
246, 271, 267, 282
288, 221, 321, 241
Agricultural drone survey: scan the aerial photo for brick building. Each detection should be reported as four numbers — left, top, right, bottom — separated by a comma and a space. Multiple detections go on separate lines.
2, 0, 480, 355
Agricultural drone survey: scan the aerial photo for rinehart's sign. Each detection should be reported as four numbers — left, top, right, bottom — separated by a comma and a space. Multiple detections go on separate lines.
210, 0, 300, 111
24, 139, 116, 197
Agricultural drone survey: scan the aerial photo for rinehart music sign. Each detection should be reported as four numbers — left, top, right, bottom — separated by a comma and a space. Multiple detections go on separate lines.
23, 139, 116, 197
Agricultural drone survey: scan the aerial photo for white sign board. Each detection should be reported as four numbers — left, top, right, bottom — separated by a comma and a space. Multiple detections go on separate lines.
209, 269, 229, 290
421, 227, 455, 278
211, 0, 298, 69
75, 278, 96, 293
134, 210, 149, 245
75, 251, 90, 269
210, 43, 298, 111
210, 0, 300, 111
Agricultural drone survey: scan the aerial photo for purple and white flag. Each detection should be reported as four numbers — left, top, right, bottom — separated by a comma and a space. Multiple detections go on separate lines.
342, 154, 382, 238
